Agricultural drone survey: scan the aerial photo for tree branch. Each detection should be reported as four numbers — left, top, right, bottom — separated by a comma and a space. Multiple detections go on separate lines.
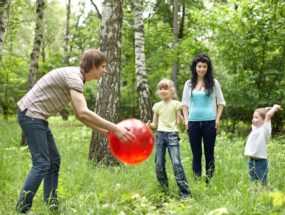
90, 0, 102, 19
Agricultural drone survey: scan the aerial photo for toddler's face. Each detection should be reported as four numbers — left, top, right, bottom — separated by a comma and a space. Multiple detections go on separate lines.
252, 111, 264, 126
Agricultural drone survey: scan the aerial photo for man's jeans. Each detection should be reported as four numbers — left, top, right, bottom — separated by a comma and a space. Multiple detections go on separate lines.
187, 120, 216, 181
155, 131, 190, 196
16, 110, 60, 213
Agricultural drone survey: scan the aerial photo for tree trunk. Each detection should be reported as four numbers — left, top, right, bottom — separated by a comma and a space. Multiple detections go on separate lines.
21, 0, 45, 146
89, 0, 123, 165
59, 0, 71, 121
171, 0, 179, 84
134, 0, 152, 122
0, 0, 11, 61
62, 0, 71, 66
28, 0, 45, 90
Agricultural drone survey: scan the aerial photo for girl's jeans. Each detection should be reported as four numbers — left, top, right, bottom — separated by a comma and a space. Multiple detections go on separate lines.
187, 120, 216, 181
155, 131, 190, 196
16, 109, 61, 212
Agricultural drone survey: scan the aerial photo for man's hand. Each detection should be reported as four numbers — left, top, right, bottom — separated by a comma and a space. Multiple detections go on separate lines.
113, 125, 135, 143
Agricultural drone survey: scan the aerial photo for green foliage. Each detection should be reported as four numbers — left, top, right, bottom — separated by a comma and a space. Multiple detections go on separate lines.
1, 118, 285, 214
187, 0, 285, 131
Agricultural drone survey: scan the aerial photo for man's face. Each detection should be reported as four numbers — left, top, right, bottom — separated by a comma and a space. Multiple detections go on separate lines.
86, 63, 107, 81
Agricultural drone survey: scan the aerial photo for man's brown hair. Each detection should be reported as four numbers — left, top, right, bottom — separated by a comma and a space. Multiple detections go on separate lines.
80, 49, 107, 73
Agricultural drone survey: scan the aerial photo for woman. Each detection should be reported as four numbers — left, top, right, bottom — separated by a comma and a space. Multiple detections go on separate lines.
181, 53, 226, 183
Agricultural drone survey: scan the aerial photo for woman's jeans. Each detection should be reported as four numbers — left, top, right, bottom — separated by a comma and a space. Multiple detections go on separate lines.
16, 109, 61, 212
187, 120, 216, 182
155, 131, 190, 196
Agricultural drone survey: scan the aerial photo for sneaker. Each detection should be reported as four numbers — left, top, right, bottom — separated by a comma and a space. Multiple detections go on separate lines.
48, 199, 59, 211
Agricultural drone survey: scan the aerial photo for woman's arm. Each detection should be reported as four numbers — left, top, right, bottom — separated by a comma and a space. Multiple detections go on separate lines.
216, 104, 225, 129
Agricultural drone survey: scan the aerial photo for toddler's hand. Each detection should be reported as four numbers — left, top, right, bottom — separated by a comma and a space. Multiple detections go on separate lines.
273, 104, 283, 111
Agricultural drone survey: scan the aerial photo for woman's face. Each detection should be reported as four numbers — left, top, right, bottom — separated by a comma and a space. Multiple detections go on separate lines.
196, 62, 208, 79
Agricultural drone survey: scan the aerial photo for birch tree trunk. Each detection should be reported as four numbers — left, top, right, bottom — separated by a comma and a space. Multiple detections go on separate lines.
0, 0, 11, 61
22, 0, 45, 146
171, 0, 179, 84
60, 0, 71, 121
28, 0, 45, 90
89, 0, 123, 165
62, 0, 71, 66
0, 0, 11, 120
134, 0, 152, 122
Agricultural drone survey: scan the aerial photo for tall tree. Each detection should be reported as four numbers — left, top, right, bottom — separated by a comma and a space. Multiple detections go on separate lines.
28, 0, 45, 89
62, 0, 71, 66
0, 0, 11, 119
0, 0, 11, 61
89, 0, 123, 164
171, 0, 179, 83
60, 0, 71, 121
21, 0, 45, 145
133, 0, 152, 122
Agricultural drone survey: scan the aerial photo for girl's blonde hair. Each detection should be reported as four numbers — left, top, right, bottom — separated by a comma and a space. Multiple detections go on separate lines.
254, 107, 271, 119
157, 79, 178, 100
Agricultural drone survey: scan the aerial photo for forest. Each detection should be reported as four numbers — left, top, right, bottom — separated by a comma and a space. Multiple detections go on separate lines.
0, 0, 285, 214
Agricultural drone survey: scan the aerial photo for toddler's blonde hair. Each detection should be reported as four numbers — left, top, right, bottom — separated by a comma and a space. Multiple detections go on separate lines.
157, 79, 178, 100
254, 107, 271, 119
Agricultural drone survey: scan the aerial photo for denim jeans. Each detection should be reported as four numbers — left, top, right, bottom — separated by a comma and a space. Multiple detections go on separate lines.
248, 158, 268, 185
187, 120, 216, 181
16, 109, 61, 213
155, 131, 190, 196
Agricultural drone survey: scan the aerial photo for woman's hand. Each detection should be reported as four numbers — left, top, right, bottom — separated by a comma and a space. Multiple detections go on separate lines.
215, 119, 220, 130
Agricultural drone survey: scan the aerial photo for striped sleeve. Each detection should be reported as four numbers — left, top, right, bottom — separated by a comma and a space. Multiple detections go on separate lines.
66, 72, 84, 93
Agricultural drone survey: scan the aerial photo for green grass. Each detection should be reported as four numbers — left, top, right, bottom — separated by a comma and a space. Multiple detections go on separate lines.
1, 117, 285, 214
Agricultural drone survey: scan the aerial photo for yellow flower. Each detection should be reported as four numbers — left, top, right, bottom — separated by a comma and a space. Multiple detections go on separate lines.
269, 191, 285, 207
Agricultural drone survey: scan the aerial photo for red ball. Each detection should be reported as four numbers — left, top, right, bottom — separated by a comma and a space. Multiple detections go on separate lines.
108, 118, 155, 165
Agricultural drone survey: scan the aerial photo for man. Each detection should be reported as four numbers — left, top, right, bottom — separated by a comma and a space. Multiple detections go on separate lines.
16, 49, 134, 213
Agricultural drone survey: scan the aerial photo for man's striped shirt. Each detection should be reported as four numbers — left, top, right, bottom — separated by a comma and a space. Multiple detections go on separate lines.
17, 67, 84, 120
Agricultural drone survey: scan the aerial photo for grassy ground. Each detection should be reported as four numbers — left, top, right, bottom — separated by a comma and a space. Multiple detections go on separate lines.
1, 116, 285, 214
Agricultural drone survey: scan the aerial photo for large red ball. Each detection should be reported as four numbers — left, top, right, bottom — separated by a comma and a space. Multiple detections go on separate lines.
108, 118, 155, 165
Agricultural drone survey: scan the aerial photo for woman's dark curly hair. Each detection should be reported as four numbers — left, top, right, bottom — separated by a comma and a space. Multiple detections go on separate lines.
190, 53, 214, 96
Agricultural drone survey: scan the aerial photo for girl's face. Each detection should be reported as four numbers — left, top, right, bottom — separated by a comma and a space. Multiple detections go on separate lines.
196, 62, 208, 79
252, 111, 265, 126
158, 87, 172, 101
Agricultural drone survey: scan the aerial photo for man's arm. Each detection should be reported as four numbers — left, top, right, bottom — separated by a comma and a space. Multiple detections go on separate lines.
70, 89, 134, 142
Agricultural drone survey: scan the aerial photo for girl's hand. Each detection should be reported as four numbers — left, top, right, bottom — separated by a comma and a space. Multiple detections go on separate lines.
184, 121, 188, 132
146, 120, 151, 128
177, 114, 184, 124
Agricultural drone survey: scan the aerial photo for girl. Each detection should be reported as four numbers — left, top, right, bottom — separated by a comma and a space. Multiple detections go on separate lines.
244, 104, 282, 190
149, 79, 190, 198
181, 54, 226, 183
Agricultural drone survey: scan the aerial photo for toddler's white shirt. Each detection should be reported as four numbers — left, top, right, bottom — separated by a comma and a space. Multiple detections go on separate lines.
244, 121, 271, 159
